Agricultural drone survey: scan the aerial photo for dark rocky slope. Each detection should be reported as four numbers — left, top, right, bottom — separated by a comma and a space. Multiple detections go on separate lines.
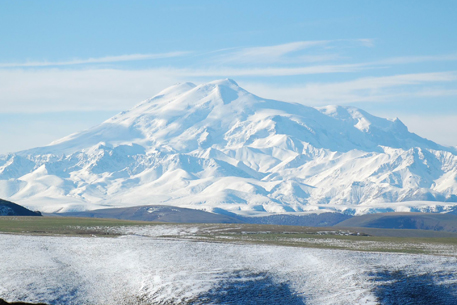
0, 199, 41, 216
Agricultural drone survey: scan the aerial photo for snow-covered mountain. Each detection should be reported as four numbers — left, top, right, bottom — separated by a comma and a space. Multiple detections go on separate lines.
1, 79, 457, 214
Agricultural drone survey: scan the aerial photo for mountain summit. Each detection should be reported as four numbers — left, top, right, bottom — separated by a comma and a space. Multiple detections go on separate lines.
1, 79, 457, 214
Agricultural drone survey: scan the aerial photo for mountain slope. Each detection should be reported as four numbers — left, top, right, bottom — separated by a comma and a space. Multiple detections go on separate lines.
335, 212, 457, 233
62, 205, 243, 223
0, 198, 42, 216
1, 79, 457, 214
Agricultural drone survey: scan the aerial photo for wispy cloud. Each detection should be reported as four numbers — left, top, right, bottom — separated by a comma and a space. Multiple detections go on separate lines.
2, 40, 456, 71
317, 72, 457, 91
207, 39, 457, 68
1, 68, 455, 114
372, 53, 457, 65
242, 72, 457, 105
177, 63, 367, 77
0, 69, 184, 112
0, 65, 367, 113
1, 39, 456, 115
211, 39, 373, 65
217, 40, 330, 64
1, 39, 414, 72
357, 39, 375, 48
0, 52, 189, 68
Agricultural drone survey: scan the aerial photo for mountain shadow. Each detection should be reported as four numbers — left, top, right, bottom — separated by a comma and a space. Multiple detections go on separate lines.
371, 270, 457, 305
190, 271, 305, 305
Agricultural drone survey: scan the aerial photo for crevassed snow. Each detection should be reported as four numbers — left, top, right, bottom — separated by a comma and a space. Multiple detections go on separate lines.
1, 79, 457, 214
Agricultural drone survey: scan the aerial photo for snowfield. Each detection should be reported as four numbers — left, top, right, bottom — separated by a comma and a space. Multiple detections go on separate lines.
1, 79, 457, 215
0, 230, 456, 304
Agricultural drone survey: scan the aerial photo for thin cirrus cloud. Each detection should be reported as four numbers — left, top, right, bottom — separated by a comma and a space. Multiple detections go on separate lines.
1, 39, 456, 71
216, 40, 331, 64
0, 52, 189, 68
175, 63, 367, 77
211, 39, 374, 64
369, 53, 457, 65
0, 39, 456, 113
0, 68, 184, 113
205, 39, 457, 68
242, 71, 457, 105
0, 39, 366, 68
1, 69, 456, 114
0, 64, 367, 113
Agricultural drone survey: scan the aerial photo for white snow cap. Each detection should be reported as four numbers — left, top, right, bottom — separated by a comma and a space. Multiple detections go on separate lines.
1, 79, 456, 214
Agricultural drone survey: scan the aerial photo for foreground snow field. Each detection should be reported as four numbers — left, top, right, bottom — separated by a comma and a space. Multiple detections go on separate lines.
0, 229, 456, 304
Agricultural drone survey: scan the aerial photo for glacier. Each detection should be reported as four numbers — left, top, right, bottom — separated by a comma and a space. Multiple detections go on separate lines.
1, 79, 457, 214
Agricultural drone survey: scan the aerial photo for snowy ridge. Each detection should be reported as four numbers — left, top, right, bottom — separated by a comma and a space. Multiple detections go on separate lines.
1, 79, 457, 214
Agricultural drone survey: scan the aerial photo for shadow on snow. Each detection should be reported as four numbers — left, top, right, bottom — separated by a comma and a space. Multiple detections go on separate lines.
190, 271, 305, 305
371, 270, 457, 305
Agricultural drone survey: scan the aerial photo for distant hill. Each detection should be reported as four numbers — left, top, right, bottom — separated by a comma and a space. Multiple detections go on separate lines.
335, 212, 457, 233
0, 199, 41, 216
61, 205, 243, 224
236, 212, 352, 227
59, 204, 352, 227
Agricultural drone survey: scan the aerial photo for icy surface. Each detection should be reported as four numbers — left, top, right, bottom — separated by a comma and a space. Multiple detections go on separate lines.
0, 233, 456, 305
1, 79, 457, 214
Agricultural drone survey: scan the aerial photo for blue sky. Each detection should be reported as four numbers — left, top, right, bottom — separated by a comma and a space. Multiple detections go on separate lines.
1, 1, 457, 153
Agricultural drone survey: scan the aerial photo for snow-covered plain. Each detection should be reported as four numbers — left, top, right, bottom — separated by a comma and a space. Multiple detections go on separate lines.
1, 79, 457, 214
0, 229, 456, 305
